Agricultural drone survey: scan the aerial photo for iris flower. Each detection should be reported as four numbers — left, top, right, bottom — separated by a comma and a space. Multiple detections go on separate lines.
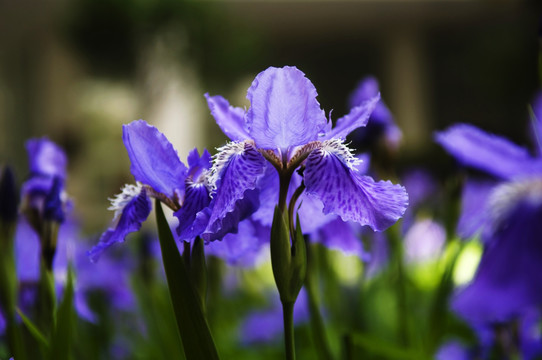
204, 66, 408, 240
88, 121, 220, 262
21, 138, 68, 226
435, 94, 542, 330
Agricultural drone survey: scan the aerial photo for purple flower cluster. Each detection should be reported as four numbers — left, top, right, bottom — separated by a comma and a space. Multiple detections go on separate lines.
91, 66, 409, 264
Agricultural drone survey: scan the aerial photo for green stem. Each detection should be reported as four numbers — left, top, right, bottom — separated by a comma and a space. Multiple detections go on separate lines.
278, 171, 293, 213
282, 300, 296, 360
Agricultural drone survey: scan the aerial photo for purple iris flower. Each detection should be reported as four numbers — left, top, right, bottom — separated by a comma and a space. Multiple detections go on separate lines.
347, 76, 402, 151
89, 121, 216, 262
435, 99, 542, 350
205, 66, 408, 240
21, 138, 68, 227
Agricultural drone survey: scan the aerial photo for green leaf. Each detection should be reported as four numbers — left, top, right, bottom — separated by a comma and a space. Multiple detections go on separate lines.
16, 308, 50, 350
289, 214, 306, 299
190, 236, 208, 314
49, 266, 75, 360
155, 200, 219, 360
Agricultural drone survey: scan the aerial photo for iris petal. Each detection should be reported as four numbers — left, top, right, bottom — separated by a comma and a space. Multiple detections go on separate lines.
325, 93, 380, 140
88, 188, 151, 262
435, 124, 542, 180
206, 219, 269, 267
304, 146, 408, 232
203, 142, 266, 241
246, 66, 327, 150
175, 184, 211, 241
452, 199, 542, 324
314, 218, 369, 260
25, 137, 67, 179
205, 94, 249, 142
456, 180, 496, 239
123, 120, 187, 199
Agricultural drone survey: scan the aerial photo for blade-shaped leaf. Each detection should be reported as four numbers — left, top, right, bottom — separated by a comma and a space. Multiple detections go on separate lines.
16, 308, 50, 350
49, 266, 75, 360
155, 200, 219, 360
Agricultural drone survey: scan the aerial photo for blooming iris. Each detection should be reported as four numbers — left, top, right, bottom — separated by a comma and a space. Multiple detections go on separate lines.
435, 95, 542, 358
204, 66, 408, 239
88, 120, 217, 262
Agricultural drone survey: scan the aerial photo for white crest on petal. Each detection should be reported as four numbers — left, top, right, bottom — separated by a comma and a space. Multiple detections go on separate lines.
489, 178, 542, 227
320, 139, 362, 171
108, 182, 143, 221
206, 141, 250, 194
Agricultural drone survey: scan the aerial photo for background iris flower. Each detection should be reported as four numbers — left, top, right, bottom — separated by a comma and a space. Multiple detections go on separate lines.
435, 95, 542, 358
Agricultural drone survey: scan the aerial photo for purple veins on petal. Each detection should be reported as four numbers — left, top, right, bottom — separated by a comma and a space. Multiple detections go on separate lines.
122, 120, 187, 199
187, 148, 212, 180
205, 94, 250, 142
175, 183, 211, 241
203, 141, 266, 241
246, 66, 327, 150
88, 186, 151, 262
25, 137, 67, 179
304, 140, 408, 232
203, 188, 260, 242
435, 123, 542, 180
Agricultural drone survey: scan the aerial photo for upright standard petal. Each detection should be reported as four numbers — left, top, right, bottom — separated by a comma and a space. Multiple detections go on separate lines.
435, 124, 542, 180
246, 66, 327, 150
25, 137, 67, 179
203, 141, 266, 241
304, 140, 408, 232
88, 187, 151, 262
123, 120, 187, 199
187, 148, 212, 181
205, 94, 250, 142
348, 76, 380, 109
325, 93, 380, 140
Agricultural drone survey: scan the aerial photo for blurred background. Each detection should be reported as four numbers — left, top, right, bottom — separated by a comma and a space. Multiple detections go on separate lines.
0, 0, 540, 232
